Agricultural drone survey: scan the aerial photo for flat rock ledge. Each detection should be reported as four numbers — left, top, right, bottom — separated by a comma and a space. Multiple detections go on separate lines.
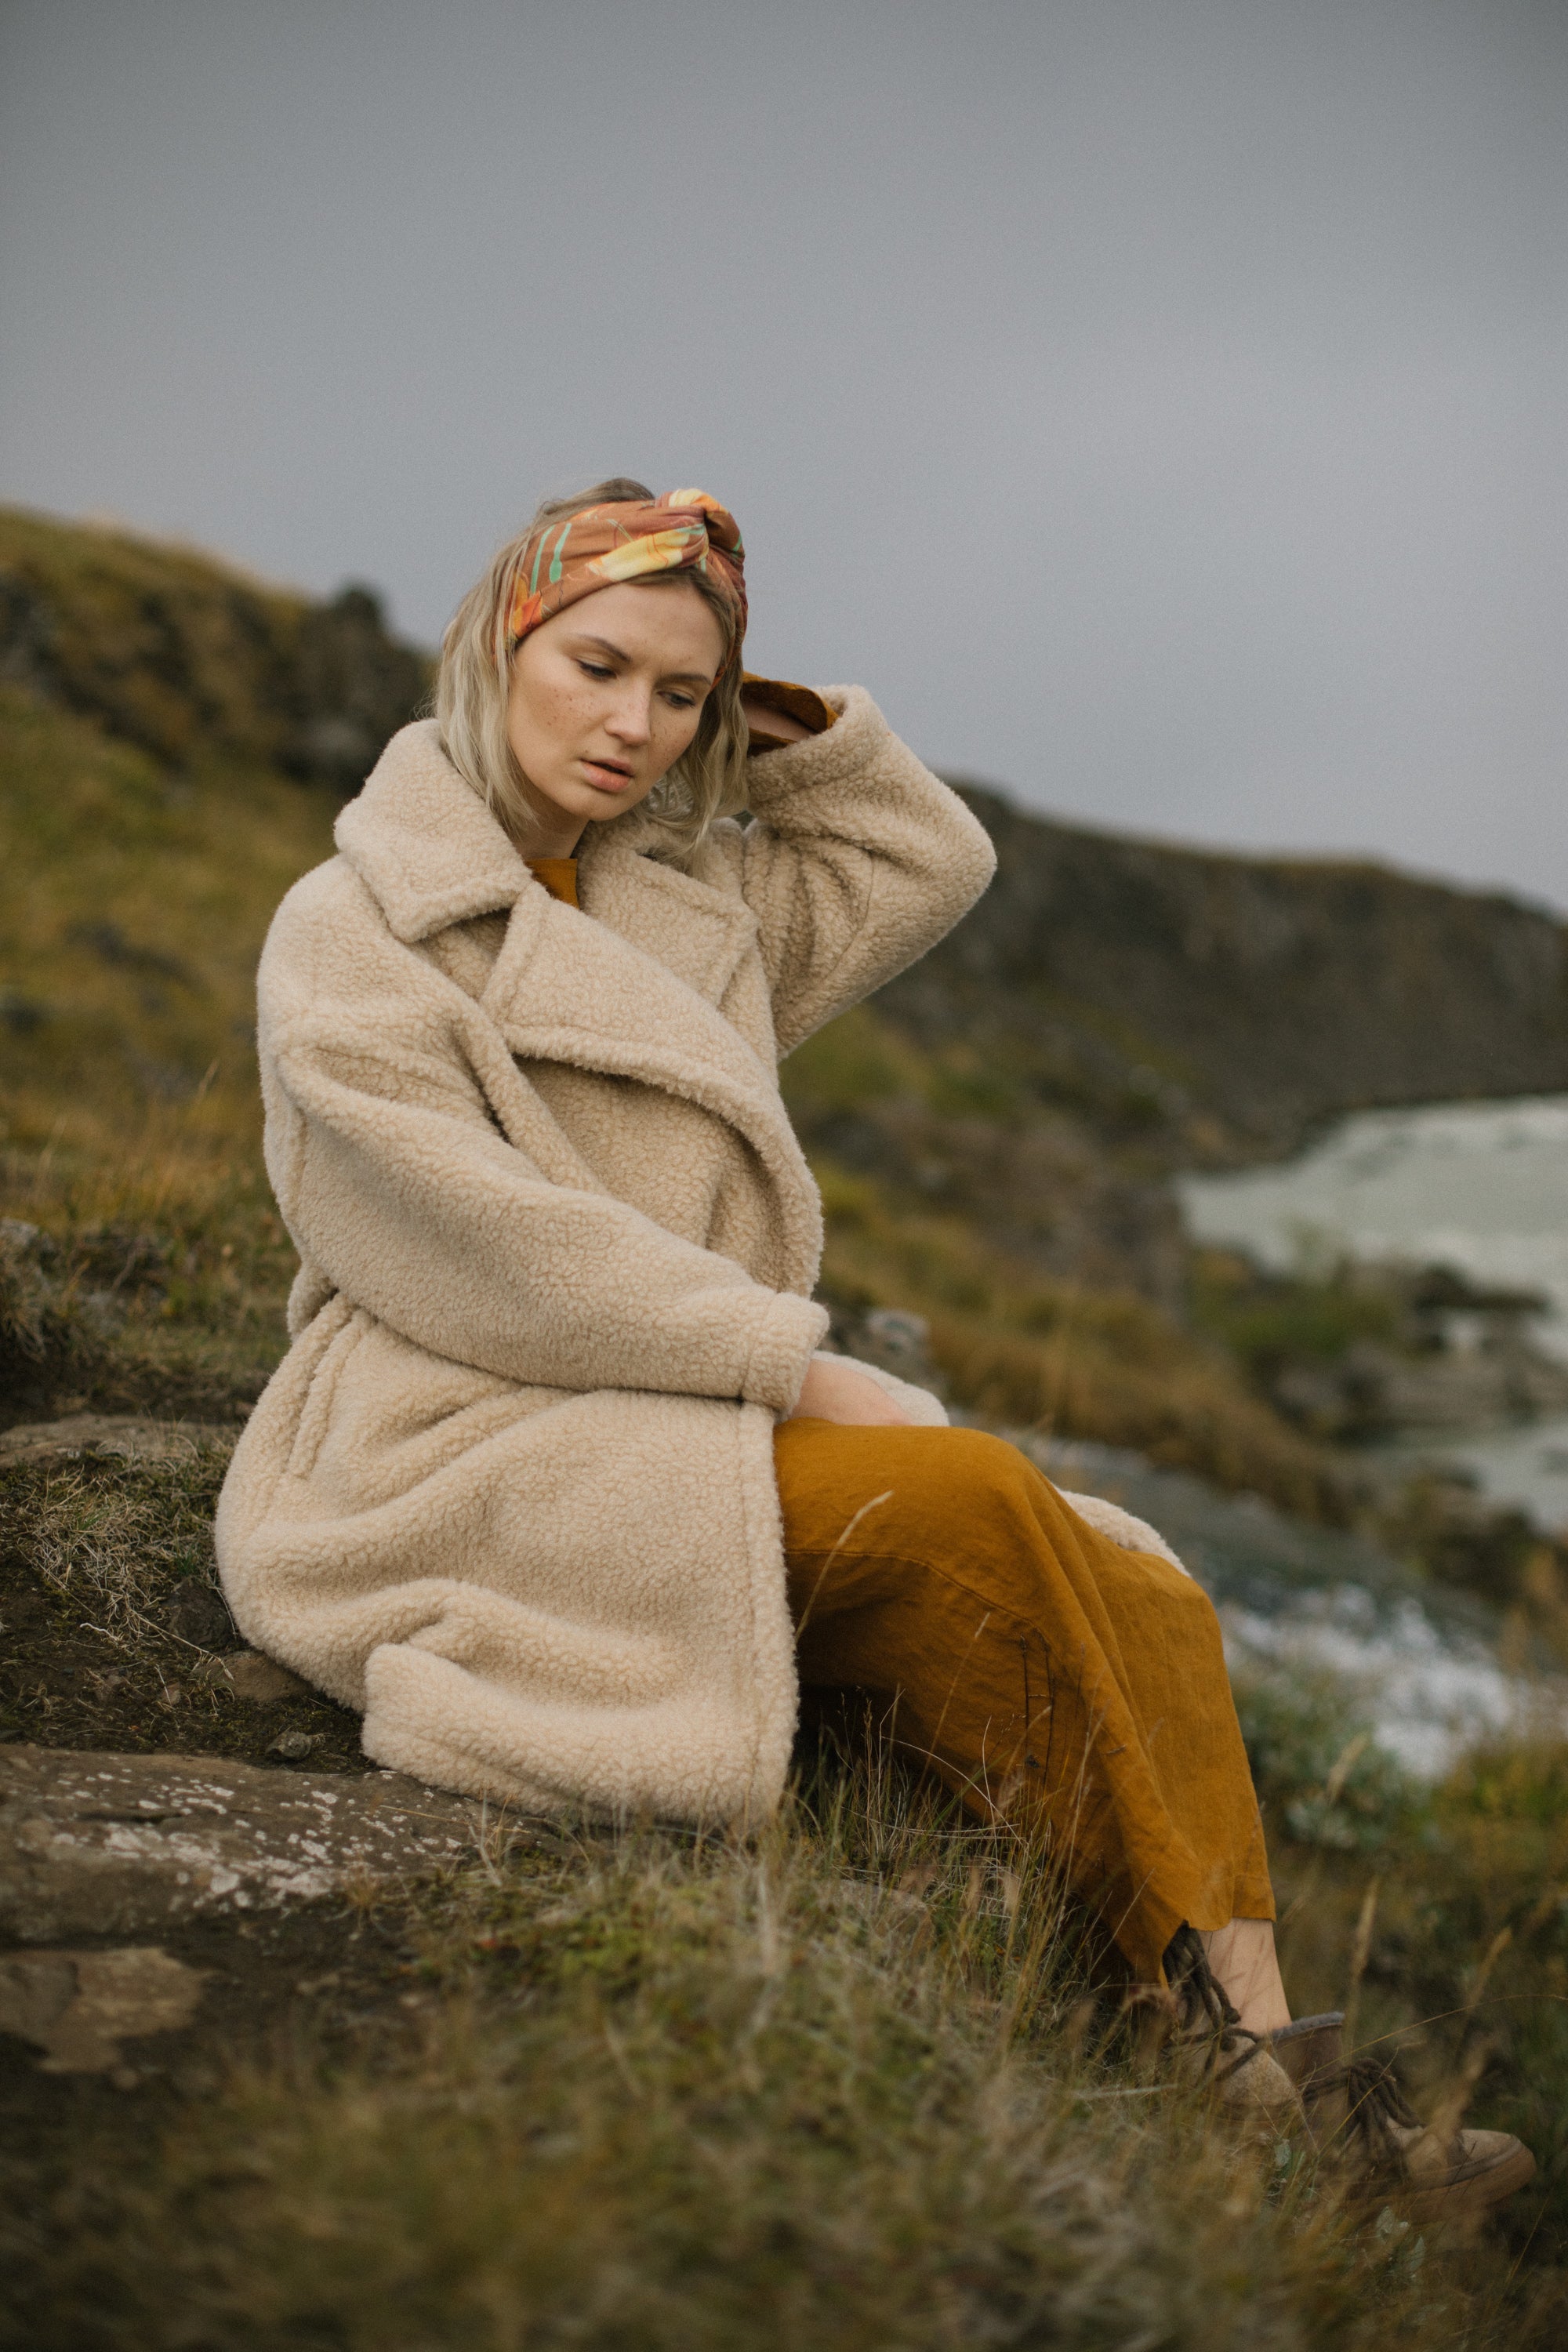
0, 1746, 490, 1944
0, 1414, 241, 1467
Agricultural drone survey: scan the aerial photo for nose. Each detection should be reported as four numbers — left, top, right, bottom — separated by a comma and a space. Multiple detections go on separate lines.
604, 681, 653, 748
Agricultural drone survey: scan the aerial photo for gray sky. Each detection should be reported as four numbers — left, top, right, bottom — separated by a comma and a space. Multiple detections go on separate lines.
3, 1, 1564, 906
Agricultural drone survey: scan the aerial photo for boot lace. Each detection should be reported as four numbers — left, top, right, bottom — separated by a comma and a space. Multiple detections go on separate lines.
1162, 1924, 1263, 2082
1341, 2054, 1425, 2165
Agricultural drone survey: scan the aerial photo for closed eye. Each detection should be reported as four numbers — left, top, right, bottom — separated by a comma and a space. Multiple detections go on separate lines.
577, 660, 615, 681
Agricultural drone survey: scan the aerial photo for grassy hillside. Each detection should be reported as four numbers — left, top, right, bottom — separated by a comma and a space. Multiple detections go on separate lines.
0, 683, 329, 1424
0, 505, 428, 787
5, 511, 1568, 2343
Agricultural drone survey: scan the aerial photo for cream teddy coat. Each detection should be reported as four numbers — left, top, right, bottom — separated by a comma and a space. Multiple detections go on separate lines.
216, 691, 997, 1821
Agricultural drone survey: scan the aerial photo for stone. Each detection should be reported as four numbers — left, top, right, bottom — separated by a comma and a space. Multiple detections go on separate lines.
0, 1746, 491, 1943
0, 1414, 238, 1469
0, 1944, 205, 2071
862, 1308, 931, 1363
159, 1581, 234, 1651
269, 1730, 323, 1761
194, 1650, 310, 1703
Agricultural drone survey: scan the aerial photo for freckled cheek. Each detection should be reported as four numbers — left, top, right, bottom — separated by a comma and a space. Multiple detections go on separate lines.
518, 677, 597, 742
655, 710, 702, 768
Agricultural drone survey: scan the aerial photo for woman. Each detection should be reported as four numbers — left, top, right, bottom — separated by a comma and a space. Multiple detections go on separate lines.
218, 480, 1531, 2218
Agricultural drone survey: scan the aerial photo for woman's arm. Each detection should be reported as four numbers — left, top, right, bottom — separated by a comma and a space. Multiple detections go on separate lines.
736, 685, 996, 1057
263, 1012, 828, 1410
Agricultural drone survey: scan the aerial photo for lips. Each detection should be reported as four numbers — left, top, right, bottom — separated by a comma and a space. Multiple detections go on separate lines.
580, 757, 634, 791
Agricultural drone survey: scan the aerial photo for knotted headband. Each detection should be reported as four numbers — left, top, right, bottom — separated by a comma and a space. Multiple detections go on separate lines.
506, 488, 746, 662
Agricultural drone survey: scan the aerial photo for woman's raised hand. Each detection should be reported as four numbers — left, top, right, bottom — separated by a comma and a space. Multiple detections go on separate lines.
788, 1356, 913, 1426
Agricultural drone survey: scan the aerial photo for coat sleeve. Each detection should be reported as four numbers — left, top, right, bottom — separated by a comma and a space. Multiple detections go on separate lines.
262, 1006, 829, 1412
737, 684, 996, 1057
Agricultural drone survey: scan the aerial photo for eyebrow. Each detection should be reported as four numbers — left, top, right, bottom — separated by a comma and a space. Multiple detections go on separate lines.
572, 633, 716, 688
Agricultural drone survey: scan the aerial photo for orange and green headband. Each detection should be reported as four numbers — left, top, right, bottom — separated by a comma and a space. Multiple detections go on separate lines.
506, 488, 746, 661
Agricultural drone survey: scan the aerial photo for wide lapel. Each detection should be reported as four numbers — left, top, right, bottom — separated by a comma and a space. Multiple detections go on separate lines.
583, 838, 760, 1011
335, 721, 532, 941
480, 862, 822, 1281
336, 728, 822, 1282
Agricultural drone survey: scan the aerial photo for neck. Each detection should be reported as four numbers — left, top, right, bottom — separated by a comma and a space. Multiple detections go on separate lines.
508, 813, 585, 860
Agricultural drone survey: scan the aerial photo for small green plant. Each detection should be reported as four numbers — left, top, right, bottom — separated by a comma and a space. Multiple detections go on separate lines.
1232, 1664, 1418, 1853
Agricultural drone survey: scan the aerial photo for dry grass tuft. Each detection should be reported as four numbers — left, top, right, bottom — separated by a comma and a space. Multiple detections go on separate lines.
16, 1448, 232, 1642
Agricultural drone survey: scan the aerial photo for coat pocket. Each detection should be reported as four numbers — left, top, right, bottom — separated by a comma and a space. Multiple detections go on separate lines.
285, 1302, 369, 1483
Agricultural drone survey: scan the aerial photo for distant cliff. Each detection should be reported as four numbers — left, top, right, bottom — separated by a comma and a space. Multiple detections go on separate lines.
877, 785, 1568, 1163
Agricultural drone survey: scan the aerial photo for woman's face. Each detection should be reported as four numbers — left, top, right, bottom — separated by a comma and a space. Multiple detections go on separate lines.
504, 579, 727, 854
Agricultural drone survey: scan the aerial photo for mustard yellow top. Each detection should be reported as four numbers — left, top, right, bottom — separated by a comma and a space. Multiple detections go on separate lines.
526, 858, 579, 908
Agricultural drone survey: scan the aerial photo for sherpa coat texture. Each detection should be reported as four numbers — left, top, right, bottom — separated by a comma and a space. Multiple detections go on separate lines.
216, 691, 997, 1820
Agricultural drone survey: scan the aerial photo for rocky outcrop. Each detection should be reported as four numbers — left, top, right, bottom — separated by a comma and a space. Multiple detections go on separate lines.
0, 507, 430, 793
0, 1747, 488, 1944
880, 785, 1568, 1162
0, 1944, 206, 2074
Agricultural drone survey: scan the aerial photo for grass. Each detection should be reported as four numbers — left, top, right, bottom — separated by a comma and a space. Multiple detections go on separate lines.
4, 1432, 1568, 2339
0, 681, 323, 1417
1, 1737, 1523, 2352
0, 1137, 294, 1425
14, 1446, 230, 1640
1189, 1250, 1406, 1381
0, 503, 428, 781
0, 1441, 368, 1767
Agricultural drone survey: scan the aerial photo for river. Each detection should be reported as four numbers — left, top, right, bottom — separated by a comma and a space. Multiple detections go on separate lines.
1175, 1094, 1568, 1536
1030, 1094, 1568, 1770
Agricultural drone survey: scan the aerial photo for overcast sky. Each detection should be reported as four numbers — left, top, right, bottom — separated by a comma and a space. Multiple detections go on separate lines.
2, 1, 1563, 906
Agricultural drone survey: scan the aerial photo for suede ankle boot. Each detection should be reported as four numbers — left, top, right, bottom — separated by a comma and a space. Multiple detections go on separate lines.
1265, 2013, 1537, 2223
1161, 1926, 1305, 2132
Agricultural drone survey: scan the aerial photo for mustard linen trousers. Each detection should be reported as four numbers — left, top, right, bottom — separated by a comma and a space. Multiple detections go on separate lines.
774, 1420, 1273, 1983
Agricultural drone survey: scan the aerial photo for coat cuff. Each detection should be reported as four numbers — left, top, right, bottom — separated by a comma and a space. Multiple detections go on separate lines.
741, 674, 837, 742
739, 685, 860, 813
741, 1290, 831, 1412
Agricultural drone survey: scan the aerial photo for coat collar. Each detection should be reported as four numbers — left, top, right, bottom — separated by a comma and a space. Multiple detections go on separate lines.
335, 722, 532, 942
481, 880, 822, 1282
336, 721, 760, 1007
332, 725, 820, 1283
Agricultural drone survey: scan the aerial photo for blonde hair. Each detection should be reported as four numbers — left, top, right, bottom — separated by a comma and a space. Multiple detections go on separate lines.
434, 477, 750, 862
